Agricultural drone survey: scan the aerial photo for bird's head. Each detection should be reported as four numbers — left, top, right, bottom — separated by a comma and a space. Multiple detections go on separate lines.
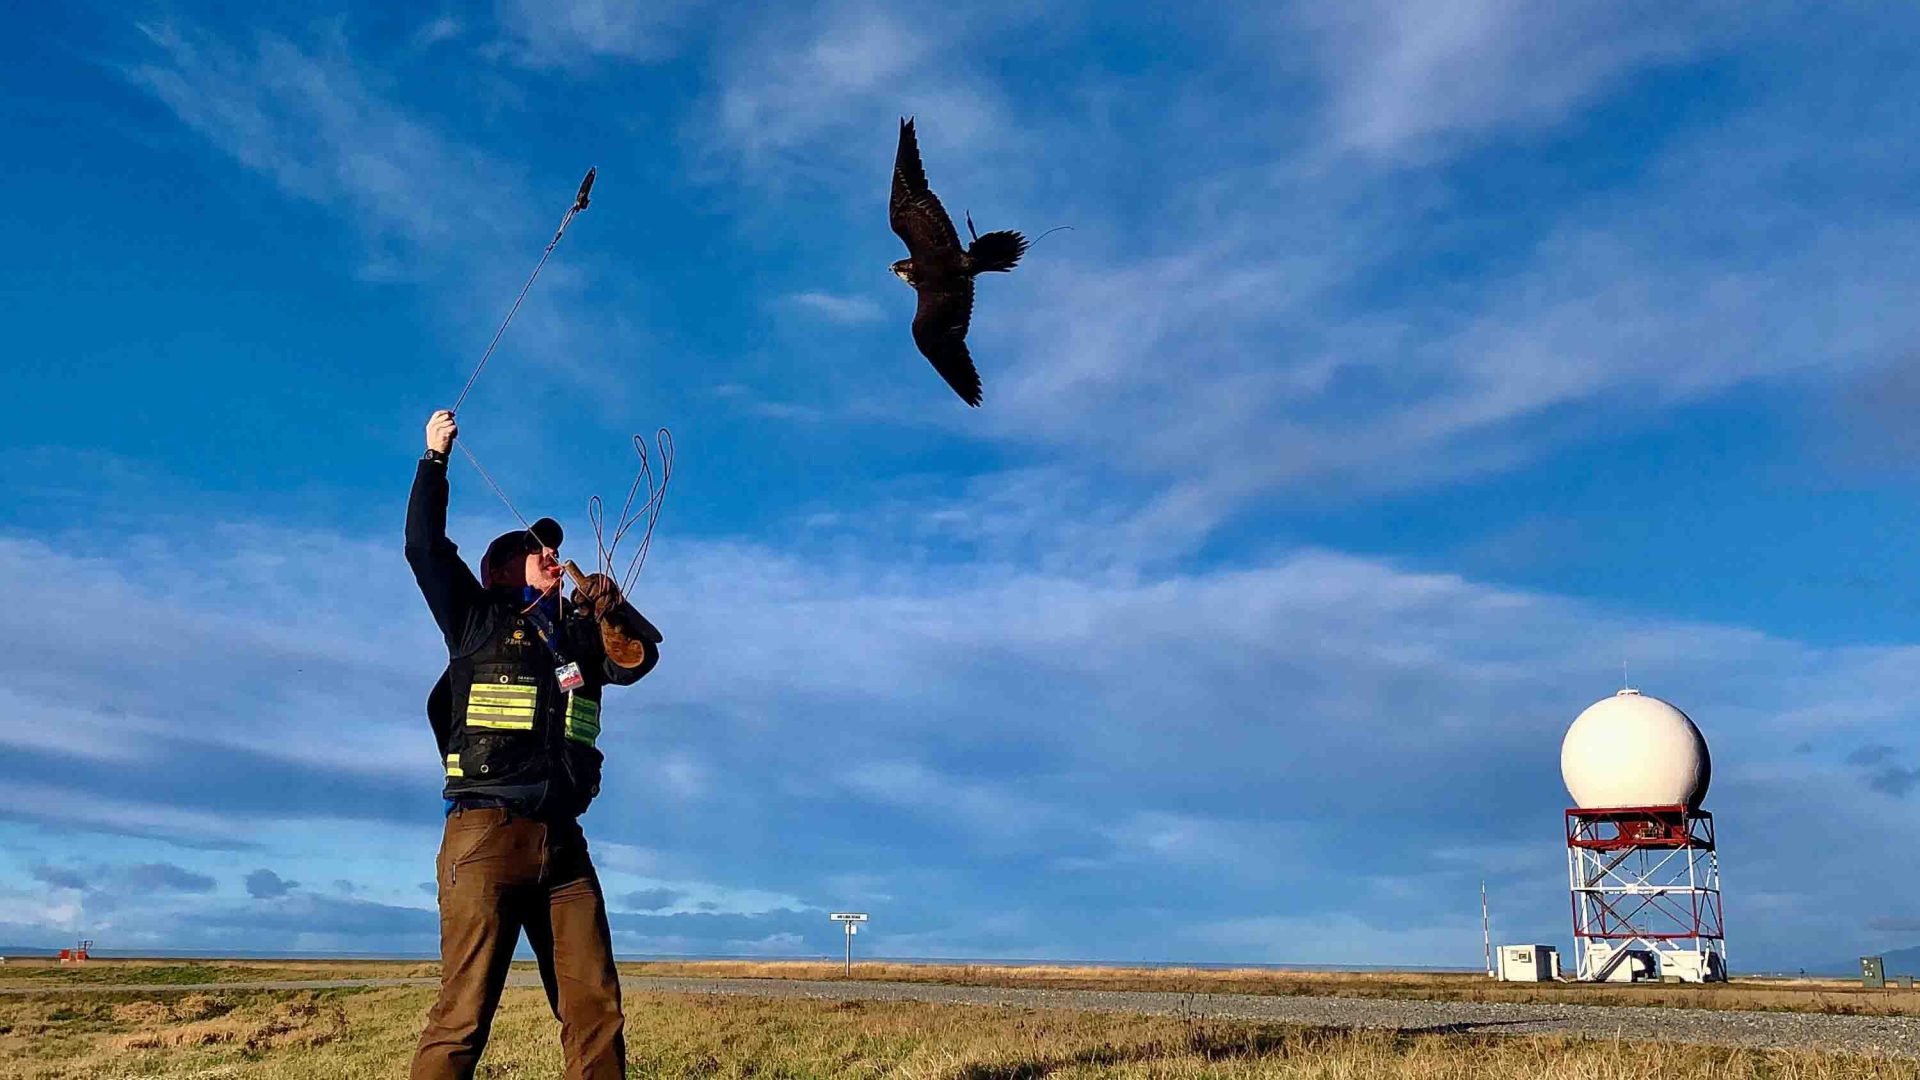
889, 258, 915, 285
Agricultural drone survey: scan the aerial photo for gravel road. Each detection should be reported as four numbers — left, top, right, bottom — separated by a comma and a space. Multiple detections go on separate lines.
5, 975, 1916, 1059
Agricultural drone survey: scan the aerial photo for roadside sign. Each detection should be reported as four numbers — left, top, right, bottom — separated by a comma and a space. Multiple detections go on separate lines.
831, 913, 870, 973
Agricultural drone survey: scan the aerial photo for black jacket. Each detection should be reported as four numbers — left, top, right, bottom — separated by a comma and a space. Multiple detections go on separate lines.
405, 457, 655, 807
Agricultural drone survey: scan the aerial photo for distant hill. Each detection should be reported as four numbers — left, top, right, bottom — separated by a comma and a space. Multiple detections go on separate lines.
1863, 946, 1920, 976
1792, 946, 1920, 978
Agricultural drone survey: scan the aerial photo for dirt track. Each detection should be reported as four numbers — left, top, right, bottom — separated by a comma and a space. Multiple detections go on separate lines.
7, 974, 1918, 1058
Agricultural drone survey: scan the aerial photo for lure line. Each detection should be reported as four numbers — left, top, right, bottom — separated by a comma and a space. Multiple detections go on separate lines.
450, 167, 597, 415
455, 441, 531, 532
442, 167, 596, 595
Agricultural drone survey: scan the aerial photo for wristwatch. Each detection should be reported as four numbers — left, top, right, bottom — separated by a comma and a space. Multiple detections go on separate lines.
422, 448, 449, 465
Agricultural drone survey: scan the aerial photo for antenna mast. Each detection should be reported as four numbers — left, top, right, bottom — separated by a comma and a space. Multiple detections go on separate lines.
1481, 880, 1493, 977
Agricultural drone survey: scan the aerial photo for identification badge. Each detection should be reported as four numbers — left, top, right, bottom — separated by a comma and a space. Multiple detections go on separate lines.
555, 661, 586, 692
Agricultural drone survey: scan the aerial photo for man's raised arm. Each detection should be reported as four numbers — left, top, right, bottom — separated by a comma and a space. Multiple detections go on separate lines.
405, 409, 484, 644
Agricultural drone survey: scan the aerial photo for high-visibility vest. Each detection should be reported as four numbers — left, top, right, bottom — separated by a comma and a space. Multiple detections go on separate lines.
438, 602, 605, 816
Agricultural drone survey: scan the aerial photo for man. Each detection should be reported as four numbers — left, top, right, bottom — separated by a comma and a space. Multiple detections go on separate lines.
405, 408, 659, 1080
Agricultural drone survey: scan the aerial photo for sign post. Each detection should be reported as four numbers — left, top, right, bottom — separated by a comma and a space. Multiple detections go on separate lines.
830, 913, 869, 976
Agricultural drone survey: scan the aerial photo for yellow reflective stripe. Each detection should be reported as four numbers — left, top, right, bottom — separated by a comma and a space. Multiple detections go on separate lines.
444, 754, 464, 778
465, 679, 538, 732
466, 717, 534, 731
564, 695, 601, 745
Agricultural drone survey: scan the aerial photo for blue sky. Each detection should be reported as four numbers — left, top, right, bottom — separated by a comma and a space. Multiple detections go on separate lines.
2, 1, 1919, 969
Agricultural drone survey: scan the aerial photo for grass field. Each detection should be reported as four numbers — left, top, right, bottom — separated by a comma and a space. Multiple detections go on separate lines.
6, 957, 1915, 1017
610, 961, 1920, 1018
4, 981, 1919, 1079
0, 959, 438, 987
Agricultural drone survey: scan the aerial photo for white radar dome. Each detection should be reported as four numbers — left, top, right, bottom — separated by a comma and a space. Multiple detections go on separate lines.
1560, 689, 1710, 809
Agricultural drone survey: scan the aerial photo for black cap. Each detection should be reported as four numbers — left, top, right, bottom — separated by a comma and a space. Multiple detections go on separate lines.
528, 517, 563, 550
480, 517, 564, 586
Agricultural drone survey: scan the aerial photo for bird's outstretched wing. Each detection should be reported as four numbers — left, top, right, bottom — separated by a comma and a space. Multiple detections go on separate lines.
912, 278, 980, 406
891, 117, 960, 255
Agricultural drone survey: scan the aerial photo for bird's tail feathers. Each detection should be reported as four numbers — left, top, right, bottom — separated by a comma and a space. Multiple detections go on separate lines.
967, 230, 1028, 274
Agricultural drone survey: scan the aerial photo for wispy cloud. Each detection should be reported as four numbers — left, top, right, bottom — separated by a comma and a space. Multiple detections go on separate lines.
782, 290, 886, 324
413, 15, 463, 49
126, 22, 515, 275
836, 760, 1066, 846
697, 0, 1009, 189
1286, 0, 1724, 160
123, 19, 635, 393
492, 0, 703, 69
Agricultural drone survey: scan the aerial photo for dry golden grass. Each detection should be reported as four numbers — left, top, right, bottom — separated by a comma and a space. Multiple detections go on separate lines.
609, 960, 1920, 1019
0, 984, 1915, 1079
0, 957, 437, 988
7, 957, 1916, 1018
113, 995, 348, 1053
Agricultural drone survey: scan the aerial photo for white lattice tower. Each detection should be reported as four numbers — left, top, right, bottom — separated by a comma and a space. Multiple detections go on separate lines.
1566, 805, 1725, 981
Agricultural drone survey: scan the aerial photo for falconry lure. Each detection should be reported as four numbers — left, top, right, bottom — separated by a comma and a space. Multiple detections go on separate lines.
889, 117, 1028, 406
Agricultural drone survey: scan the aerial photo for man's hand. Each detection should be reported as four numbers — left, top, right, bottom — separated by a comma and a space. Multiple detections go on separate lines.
426, 410, 458, 455
573, 572, 623, 619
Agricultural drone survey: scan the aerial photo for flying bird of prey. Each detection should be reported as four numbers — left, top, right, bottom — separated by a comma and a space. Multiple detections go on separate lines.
889, 117, 1028, 407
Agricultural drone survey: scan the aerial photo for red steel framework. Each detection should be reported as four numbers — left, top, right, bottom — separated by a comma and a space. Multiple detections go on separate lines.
1567, 805, 1725, 981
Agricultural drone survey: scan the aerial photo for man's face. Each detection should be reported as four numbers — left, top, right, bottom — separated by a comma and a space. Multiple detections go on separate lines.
523, 548, 562, 592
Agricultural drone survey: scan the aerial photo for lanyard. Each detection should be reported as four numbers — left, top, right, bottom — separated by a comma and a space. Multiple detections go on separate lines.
521, 589, 587, 693
520, 590, 569, 664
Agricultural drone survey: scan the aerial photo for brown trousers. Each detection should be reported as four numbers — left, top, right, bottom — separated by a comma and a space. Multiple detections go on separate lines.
410, 807, 624, 1080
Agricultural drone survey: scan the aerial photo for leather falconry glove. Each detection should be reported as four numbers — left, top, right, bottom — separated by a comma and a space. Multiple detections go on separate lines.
572, 571, 624, 620
564, 562, 664, 669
